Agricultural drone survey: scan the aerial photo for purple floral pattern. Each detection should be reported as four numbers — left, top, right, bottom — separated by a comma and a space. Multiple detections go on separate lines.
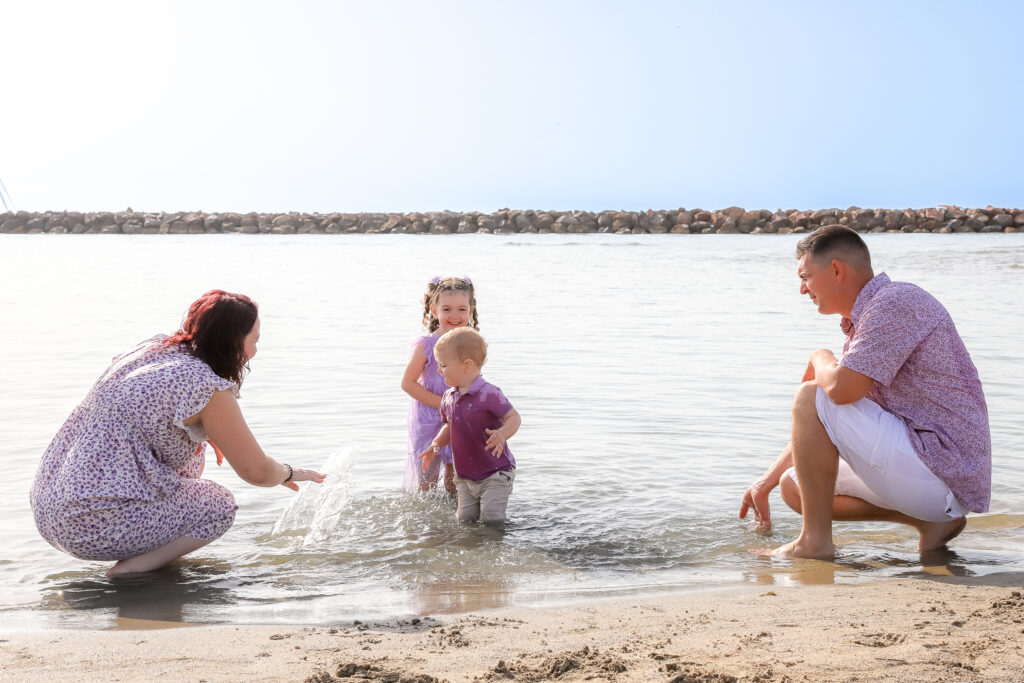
30, 336, 238, 561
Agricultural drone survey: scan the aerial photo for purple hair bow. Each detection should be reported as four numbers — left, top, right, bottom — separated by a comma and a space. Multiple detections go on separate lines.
429, 275, 472, 285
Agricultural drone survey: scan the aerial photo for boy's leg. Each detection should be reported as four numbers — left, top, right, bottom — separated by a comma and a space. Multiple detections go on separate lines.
456, 477, 481, 522
479, 470, 515, 523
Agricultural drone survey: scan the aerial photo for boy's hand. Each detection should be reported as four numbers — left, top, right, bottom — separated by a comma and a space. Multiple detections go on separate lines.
484, 428, 507, 457
418, 444, 439, 469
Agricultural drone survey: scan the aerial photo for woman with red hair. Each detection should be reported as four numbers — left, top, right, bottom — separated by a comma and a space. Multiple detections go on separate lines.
30, 290, 325, 577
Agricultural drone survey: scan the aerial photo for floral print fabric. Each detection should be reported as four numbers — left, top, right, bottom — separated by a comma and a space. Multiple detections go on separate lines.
30, 336, 238, 561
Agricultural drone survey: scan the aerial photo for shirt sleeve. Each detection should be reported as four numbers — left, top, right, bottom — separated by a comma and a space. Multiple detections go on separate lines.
840, 288, 944, 387
485, 385, 514, 418
439, 389, 452, 425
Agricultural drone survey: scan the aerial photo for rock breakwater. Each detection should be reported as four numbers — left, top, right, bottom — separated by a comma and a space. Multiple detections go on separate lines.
2, 206, 1021, 235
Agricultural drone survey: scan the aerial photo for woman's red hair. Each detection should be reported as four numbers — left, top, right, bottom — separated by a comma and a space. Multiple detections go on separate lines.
161, 290, 258, 388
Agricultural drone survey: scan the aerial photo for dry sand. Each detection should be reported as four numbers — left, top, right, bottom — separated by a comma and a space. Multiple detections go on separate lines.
2, 575, 1023, 682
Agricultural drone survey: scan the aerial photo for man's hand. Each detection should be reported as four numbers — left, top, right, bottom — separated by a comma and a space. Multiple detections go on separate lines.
802, 360, 815, 382
739, 479, 774, 531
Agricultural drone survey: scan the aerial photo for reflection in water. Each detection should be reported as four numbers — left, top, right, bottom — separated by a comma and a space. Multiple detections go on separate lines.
743, 553, 839, 587
39, 561, 236, 628
409, 578, 515, 615
741, 547, 985, 588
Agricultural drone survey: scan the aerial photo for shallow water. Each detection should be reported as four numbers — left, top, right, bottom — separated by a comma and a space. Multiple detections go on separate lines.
1, 233, 1022, 628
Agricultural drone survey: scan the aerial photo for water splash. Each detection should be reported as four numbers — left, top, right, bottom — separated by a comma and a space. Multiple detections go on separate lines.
271, 445, 358, 545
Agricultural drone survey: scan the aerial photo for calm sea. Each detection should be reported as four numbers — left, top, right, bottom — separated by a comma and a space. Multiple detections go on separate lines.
1, 233, 1022, 628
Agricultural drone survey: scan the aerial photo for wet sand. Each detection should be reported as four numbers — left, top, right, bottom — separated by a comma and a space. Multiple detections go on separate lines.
2, 575, 1023, 682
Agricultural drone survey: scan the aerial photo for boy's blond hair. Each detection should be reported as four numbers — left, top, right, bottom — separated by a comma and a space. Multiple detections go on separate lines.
435, 327, 487, 366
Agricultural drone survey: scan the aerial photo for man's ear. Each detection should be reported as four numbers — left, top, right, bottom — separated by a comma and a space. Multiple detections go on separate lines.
829, 258, 846, 281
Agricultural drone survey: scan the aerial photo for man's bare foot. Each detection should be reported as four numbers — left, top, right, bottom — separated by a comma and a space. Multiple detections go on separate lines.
918, 516, 966, 552
771, 539, 836, 560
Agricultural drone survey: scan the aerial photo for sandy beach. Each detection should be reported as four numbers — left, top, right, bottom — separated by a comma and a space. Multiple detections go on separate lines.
2, 574, 1022, 682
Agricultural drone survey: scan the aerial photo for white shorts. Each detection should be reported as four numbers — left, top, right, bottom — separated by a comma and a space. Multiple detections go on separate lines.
784, 387, 964, 523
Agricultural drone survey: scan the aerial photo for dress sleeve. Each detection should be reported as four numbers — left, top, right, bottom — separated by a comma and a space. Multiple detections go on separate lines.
172, 362, 237, 442
412, 334, 435, 358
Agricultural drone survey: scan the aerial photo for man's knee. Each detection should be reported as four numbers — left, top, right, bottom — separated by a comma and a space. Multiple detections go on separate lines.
792, 381, 818, 418
780, 471, 802, 514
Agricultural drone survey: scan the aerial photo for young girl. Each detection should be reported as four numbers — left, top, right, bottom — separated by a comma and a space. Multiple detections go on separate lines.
401, 276, 479, 493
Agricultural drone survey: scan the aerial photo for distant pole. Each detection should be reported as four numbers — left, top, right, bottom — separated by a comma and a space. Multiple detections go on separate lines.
0, 177, 13, 212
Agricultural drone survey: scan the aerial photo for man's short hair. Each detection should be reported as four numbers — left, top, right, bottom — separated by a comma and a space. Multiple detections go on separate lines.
435, 326, 487, 366
796, 224, 872, 270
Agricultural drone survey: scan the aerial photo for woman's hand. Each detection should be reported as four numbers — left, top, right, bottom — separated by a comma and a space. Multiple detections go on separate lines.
281, 467, 327, 492
418, 444, 439, 470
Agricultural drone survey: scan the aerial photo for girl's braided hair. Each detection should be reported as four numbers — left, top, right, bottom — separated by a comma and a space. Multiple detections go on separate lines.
421, 276, 479, 332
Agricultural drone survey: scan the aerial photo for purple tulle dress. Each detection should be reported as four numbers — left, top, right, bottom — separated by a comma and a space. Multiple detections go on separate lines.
403, 333, 454, 491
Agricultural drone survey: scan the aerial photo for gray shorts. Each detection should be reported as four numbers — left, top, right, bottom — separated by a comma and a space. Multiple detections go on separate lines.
456, 469, 515, 523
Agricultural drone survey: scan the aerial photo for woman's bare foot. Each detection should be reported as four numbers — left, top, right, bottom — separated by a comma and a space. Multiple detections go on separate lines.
105, 560, 134, 578
771, 539, 836, 560
918, 517, 966, 552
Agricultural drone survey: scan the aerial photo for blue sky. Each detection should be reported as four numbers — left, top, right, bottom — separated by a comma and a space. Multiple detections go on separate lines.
2, 1, 1021, 213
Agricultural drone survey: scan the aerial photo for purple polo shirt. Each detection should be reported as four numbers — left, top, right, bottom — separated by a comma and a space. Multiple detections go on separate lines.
838, 273, 991, 512
439, 375, 516, 481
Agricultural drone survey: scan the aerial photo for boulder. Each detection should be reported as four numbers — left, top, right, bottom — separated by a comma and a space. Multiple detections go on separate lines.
183, 212, 205, 233
993, 213, 1013, 227
721, 206, 745, 221
121, 217, 144, 234
737, 211, 762, 233
513, 212, 533, 232
717, 218, 739, 234
647, 212, 669, 233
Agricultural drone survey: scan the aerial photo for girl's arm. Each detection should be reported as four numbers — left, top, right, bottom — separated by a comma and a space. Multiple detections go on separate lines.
400, 343, 443, 409
192, 389, 326, 490
484, 408, 521, 457
418, 424, 451, 468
